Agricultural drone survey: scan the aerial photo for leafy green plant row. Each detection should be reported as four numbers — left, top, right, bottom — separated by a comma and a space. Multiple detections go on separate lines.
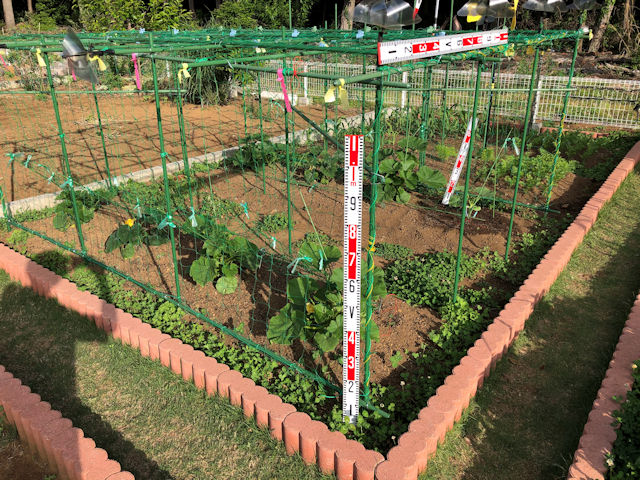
607, 360, 640, 479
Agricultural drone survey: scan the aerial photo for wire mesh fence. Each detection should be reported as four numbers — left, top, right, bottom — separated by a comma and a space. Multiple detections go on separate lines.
256, 60, 640, 129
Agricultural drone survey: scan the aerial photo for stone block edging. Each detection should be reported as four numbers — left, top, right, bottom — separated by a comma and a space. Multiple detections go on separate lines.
0, 364, 134, 480
567, 292, 640, 480
372, 140, 640, 479
0, 140, 638, 480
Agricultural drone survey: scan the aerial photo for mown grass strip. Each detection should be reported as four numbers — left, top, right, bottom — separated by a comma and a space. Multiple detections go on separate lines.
0, 272, 331, 480
422, 167, 640, 479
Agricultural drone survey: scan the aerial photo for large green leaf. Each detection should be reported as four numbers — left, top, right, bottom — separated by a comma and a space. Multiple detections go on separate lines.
120, 243, 136, 259
267, 305, 305, 345
215, 275, 238, 294
189, 256, 216, 286
221, 262, 238, 278
378, 158, 396, 175
314, 314, 343, 352
329, 267, 343, 290
104, 230, 120, 253
77, 204, 95, 224
417, 166, 447, 189
298, 241, 339, 271
396, 187, 411, 204
287, 276, 312, 305
53, 212, 71, 232
145, 232, 169, 246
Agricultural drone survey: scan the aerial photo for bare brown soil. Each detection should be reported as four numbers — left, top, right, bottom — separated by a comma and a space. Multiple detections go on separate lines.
3, 153, 598, 384
0, 92, 356, 202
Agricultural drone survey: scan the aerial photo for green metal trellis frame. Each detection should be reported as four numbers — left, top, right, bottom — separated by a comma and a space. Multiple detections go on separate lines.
0, 25, 589, 409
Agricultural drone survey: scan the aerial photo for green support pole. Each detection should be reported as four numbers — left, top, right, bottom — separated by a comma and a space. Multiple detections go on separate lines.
441, 65, 450, 143
150, 37, 182, 300
173, 64, 195, 210
42, 50, 87, 254
482, 62, 496, 149
419, 65, 432, 165
363, 72, 384, 404
505, 48, 541, 260
289, 0, 293, 30
545, 37, 580, 210
284, 101, 293, 255
452, 62, 484, 302
256, 73, 267, 193
91, 82, 113, 188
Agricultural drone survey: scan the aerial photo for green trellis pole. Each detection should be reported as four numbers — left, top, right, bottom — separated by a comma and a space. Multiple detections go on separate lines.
505, 48, 541, 260
363, 69, 384, 404
284, 96, 293, 256
545, 36, 580, 210
90, 81, 113, 188
150, 34, 182, 300
419, 64, 433, 165
173, 64, 195, 211
482, 62, 497, 149
256, 73, 267, 193
452, 62, 484, 302
42, 50, 87, 254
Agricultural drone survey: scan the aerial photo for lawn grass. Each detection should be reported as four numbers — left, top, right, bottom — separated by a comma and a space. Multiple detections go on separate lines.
0, 272, 332, 479
422, 167, 640, 479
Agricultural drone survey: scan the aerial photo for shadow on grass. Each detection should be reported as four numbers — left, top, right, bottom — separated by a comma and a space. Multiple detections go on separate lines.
0, 274, 174, 479
448, 174, 640, 480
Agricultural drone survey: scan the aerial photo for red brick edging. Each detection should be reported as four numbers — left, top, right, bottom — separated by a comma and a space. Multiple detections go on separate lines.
0, 140, 638, 480
567, 293, 640, 480
0, 364, 134, 480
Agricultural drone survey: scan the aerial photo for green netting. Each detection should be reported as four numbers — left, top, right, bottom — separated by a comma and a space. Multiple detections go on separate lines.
0, 26, 586, 406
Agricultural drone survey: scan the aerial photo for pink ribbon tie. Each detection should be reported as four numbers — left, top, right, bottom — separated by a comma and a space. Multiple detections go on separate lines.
277, 68, 292, 113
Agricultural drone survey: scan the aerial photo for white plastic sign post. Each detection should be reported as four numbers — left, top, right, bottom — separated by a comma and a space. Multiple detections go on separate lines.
343, 134, 364, 424
378, 29, 508, 65
442, 117, 476, 205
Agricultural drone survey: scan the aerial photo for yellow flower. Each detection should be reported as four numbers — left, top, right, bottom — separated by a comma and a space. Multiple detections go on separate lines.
306, 303, 315, 314
124, 218, 135, 228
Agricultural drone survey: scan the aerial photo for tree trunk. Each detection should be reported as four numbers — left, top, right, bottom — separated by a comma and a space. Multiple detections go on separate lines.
621, 0, 634, 56
27, 0, 32, 13
340, 0, 356, 30
1, 0, 15, 30
188, 0, 194, 12
589, 0, 616, 53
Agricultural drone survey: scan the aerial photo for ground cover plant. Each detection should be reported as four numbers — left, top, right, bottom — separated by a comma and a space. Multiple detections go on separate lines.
608, 360, 640, 479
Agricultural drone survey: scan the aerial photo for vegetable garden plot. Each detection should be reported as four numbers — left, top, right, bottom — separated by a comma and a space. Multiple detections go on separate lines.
2, 26, 636, 452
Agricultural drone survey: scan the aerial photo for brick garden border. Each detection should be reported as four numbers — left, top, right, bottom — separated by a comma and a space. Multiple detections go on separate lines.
0, 364, 134, 480
0, 140, 638, 480
567, 291, 640, 480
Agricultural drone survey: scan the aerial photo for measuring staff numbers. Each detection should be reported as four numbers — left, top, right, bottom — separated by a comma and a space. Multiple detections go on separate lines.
378, 28, 509, 65
343, 134, 364, 423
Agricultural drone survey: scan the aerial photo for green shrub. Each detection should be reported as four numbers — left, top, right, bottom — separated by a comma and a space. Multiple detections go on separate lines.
374, 242, 413, 261
30, 250, 69, 276
7, 229, 31, 251
385, 251, 484, 309
255, 213, 289, 234
607, 361, 640, 479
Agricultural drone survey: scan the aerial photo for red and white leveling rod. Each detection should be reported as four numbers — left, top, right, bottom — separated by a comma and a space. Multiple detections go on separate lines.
378, 28, 508, 65
442, 117, 477, 205
343, 134, 364, 424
